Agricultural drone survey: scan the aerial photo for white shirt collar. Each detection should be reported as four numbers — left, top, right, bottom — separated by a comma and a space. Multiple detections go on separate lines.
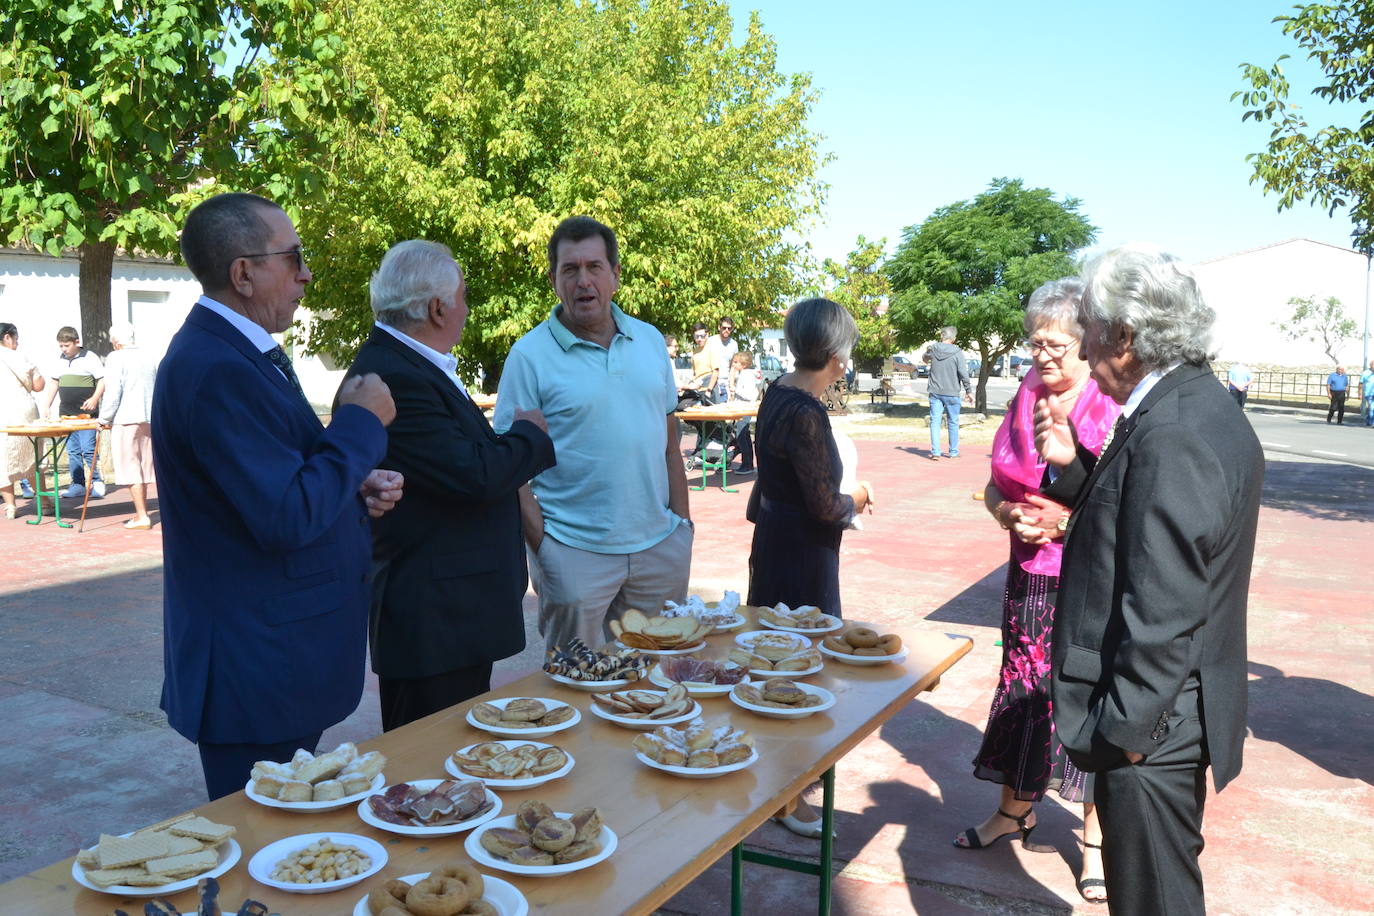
196, 295, 279, 354
1121, 361, 1182, 419
375, 321, 470, 397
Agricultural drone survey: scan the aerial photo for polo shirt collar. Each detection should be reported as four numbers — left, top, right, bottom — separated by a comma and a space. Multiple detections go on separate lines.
547, 302, 632, 351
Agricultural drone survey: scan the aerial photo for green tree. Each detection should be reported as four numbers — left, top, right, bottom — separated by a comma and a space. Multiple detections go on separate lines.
1233, 2, 1374, 252
885, 178, 1095, 411
1276, 294, 1358, 364
297, 0, 825, 387
0, 1, 344, 353
819, 236, 893, 373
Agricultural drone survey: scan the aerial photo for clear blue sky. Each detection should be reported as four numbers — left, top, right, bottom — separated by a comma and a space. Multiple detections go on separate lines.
732, 0, 1360, 266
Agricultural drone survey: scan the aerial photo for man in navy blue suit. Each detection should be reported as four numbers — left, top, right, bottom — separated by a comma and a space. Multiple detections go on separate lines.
154, 192, 403, 799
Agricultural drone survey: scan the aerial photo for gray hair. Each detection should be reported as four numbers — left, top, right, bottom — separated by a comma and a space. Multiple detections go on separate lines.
108, 321, 136, 346
1023, 277, 1084, 338
1079, 244, 1214, 371
784, 297, 859, 371
939, 325, 957, 342
370, 240, 462, 331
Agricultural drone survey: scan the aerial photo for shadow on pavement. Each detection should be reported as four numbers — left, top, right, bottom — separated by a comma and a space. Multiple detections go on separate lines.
922, 566, 1007, 629
1247, 662, 1374, 785
1261, 460, 1374, 523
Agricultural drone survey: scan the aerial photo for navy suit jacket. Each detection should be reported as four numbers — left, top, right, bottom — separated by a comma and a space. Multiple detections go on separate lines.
1044, 364, 1263, 790
345, 327, 555, 679
153, 304, 386, 744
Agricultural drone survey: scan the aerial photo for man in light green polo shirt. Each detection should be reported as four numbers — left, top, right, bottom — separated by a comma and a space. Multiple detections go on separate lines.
494, 216, 693, 652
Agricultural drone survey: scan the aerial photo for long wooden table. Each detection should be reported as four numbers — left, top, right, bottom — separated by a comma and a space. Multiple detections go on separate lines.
1, 617, 970, 915
2, 419, 102, 529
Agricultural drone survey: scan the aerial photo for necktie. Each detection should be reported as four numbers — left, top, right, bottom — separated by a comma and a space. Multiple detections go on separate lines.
264, 345, 307, 401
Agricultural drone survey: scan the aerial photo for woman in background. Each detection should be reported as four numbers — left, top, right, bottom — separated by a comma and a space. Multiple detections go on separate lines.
0, 323, 46, 519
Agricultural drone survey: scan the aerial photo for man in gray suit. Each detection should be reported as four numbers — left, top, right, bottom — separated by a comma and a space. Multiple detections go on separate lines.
1035, 244, 1263, 915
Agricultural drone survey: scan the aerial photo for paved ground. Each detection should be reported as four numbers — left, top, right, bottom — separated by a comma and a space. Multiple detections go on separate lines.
1, 411, 1371, 915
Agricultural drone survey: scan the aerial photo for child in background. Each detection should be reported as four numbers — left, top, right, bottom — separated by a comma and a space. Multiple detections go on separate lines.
729, 351, 758, 474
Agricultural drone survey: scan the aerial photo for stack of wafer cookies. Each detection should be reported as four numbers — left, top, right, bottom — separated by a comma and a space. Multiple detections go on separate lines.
77, 814, 234, 888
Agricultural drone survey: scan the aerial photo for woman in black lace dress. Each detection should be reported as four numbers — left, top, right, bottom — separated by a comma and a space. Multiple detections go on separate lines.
748, 298, 873, 836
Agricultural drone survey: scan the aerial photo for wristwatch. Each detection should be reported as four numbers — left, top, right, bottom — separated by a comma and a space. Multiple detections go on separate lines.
1056, 516, 1070, 533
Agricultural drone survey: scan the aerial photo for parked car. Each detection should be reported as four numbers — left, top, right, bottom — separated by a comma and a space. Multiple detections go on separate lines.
966, 358, 981, 378
1013, 355, 1033, 379
891, 355, 918, 377
755, 352, 784, 387
916, 363, 929, 378
988, 356, 1007, 377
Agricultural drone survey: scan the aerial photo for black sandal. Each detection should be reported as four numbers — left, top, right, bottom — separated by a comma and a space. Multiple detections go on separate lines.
952, 807, 1036, 850
1078, 841, 1107, 903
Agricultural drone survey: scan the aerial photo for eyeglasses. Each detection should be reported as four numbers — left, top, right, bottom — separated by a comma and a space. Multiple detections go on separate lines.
239, 247, 308, 271
693, 332, 708, 339
1028, 338, 1078, 359
719, 326, 734, 332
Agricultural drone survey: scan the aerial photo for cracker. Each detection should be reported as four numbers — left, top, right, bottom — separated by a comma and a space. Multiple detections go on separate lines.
97, 831, 170, 869
82, 866, 148, 888
168, 816, 235, 843
144, 848, 217, 877
163, 834, 205, 856
76, 847, 99, 869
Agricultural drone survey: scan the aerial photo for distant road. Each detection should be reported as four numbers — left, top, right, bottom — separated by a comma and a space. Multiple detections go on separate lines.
889, 375, 1374, 469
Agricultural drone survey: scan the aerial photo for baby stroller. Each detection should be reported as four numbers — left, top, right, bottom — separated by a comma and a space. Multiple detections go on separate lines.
677, 388, 731, 469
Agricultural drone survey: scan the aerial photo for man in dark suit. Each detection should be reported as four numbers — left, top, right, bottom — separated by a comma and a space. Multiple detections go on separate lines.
155, 192, 403, 799
346, 240, 555, 731
1035, 244, 1263, 915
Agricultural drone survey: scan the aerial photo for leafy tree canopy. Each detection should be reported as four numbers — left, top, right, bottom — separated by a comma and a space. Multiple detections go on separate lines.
0, 0, 346, 352
298, 0, 825, 385
1234, 2, 1374, 252
817, 236, 893, 371
885, 178, 1095, 409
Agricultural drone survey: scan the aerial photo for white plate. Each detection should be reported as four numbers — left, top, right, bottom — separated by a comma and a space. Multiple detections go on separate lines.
543, 670, 639, 692
648, 663, 749, 697
613, 640, 707, 657
588, 696, 702, 729
757, 613, 843, 635
729, 681, 837, 719
733, 629, 813, 650
465, 814, 618, 876
818, 642, 910, 666
711, 614, 748, 633
466, 697, 582, 738
445, 740, 576, 789
634, 747, 759, 778
247, 832, 386, 894
357, 780, 503, 836
244, 772, 385, 812
353, 872, 528, 916
745, 660, 824, 679
71, 837, 241, 898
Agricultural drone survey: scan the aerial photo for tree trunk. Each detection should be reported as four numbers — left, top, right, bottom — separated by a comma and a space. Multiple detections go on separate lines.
975, 342, 991, 412
79, 239, 116, 357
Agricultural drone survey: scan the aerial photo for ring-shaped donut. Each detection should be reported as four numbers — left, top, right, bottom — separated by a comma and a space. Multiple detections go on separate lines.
435, 863, 484, 903
877, 634, 903, 655
406, 875, 469, 916
843, 626, 881, 649
367, 879, 411, 916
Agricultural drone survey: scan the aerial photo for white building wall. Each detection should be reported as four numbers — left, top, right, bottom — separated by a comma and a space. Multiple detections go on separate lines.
1191, 239, 1371, 367
0, 248, 345, 407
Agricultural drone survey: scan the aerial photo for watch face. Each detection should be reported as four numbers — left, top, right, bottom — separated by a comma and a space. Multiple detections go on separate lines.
1057, 517, 1069, 532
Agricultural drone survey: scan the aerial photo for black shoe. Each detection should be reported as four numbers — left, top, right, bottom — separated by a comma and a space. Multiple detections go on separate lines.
953, 807, 1036, 850
735, 466, 756, 476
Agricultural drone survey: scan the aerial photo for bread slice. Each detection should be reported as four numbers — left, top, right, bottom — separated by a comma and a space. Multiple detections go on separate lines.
167, 816, 235, 843
96, 832, 170, 869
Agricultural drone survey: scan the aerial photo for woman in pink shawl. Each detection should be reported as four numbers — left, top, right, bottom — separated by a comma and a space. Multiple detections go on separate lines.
952, 278, 1120, 905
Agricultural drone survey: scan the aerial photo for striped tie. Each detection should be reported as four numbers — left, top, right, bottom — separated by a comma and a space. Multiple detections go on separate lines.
264, 345, 307, 401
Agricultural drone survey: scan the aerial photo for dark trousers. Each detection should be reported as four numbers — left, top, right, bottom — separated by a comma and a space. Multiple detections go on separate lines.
1095, 683, 1209, 916
731, 419, 754, 469
1328, 391, 1347, 423
1229, 387, 1247, 408
379, 663, 493, 732
198, 730, 322, 801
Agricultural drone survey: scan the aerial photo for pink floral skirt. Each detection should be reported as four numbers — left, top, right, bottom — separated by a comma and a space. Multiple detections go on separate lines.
971, 565, 1091, 803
